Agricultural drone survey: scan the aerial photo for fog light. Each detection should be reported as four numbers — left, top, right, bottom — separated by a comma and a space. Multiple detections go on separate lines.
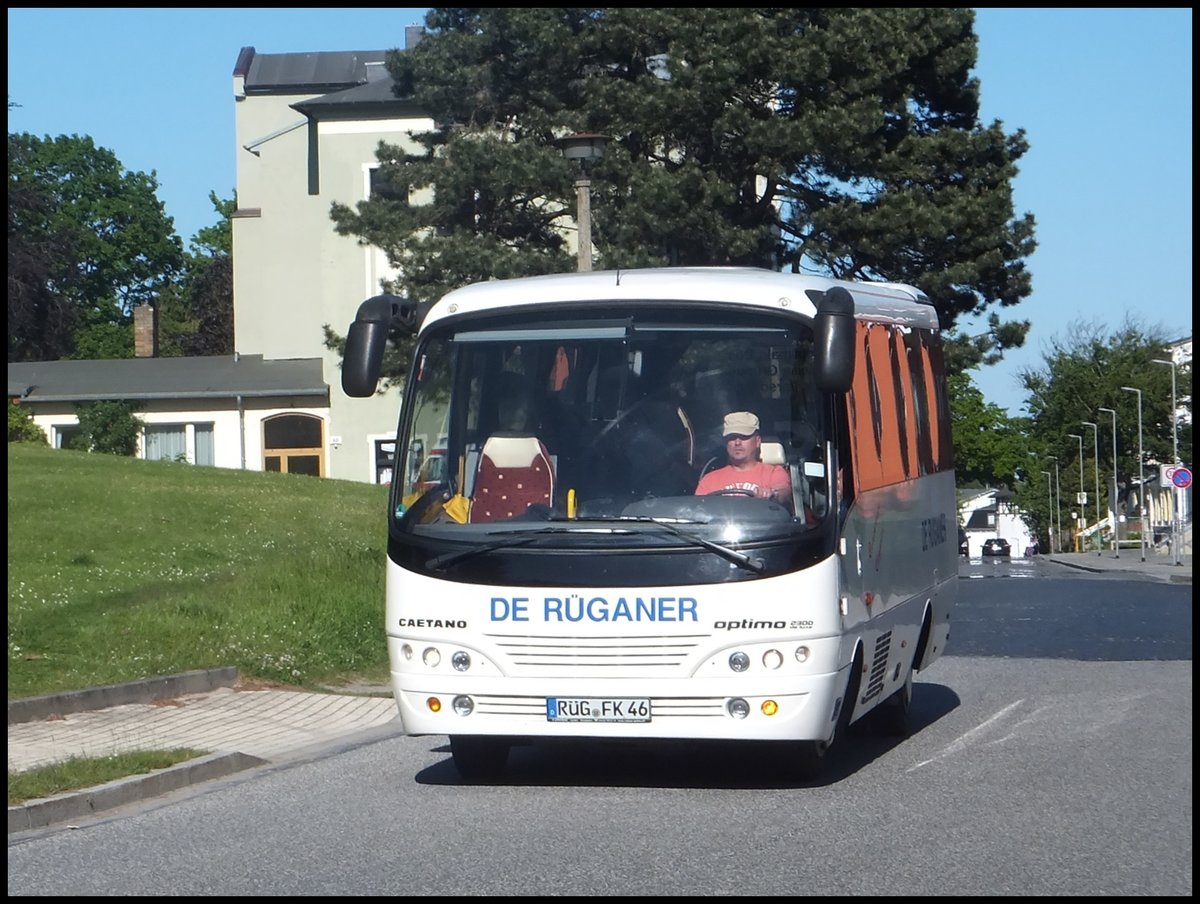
761, 700, 779, 716
423, 647, 441, 667
727, 698, 750, 719
452, 695, 474, 716
451, 650, 471, 672
426, 697, 442, 712
762, 649, 783, 670
401, 644, 413, 661
729, 651, 750, 672
794, 645, 810, 663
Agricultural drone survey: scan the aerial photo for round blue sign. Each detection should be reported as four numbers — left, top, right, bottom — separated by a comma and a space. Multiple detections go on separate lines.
1170, 466, 1192, 489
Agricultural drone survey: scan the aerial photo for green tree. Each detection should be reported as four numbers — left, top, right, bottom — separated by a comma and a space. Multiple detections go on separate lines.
72, 400, 142, 456
7, 401, 48, 444
1019, 319, 1188, 498
8, 144, 80, 361
1006, 318, 1190, 551
6, 133, 184, 361
948, 371, 1029, 488
163, 191, 236, 357
330, 8, 1034, 384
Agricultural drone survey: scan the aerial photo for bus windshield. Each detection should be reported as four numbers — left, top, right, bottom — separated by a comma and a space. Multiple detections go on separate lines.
393, 306, 832, 546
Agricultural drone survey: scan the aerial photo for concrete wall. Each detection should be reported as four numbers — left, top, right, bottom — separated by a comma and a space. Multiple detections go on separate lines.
232, 78, 433, 483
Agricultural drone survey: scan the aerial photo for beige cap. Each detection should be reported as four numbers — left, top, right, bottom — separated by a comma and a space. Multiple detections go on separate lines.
722, 411, 760, 436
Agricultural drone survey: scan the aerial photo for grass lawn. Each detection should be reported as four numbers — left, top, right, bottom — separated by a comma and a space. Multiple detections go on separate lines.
8, 443, 391, 700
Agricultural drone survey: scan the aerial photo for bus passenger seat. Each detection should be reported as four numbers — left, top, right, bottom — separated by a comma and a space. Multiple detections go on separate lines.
760, 441, 786, 466
469, 435, 555, 523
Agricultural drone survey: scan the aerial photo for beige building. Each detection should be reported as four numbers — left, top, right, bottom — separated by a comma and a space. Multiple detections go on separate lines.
231, 29, 431, 484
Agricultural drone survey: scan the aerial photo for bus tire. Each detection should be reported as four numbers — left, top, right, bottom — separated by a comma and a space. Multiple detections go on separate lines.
789, 645, 863, 781
449, 736, 509, 782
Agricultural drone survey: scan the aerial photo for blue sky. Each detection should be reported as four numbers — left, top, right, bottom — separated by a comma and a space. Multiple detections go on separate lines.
7, 8, 1192, 415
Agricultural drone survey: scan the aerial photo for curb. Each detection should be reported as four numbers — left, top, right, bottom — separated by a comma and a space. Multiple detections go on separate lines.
8, 751, 266, 834
1046, 556, 1191, 584
8, 667, 239, 725
7, 668, 397, 834
8, 668, 251, 834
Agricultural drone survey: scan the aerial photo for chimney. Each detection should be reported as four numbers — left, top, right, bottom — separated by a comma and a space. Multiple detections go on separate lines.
133, 302, 158, 358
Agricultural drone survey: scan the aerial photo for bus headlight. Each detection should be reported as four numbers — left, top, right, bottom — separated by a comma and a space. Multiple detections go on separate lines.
794, 645, 810, 663
728, 651, 751, 672
452, 695, 474, 716
727, 698, 750, 719
400, 644, 414, 661
762, 649, 783, 670
451, 650, 471, 672
422, 647, 441, 667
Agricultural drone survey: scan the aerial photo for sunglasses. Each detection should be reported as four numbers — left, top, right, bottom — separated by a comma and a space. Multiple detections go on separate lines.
725, 433, 757, 441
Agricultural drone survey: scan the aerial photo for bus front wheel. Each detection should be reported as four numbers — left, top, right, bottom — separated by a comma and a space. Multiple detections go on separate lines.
449, 736, 510, 782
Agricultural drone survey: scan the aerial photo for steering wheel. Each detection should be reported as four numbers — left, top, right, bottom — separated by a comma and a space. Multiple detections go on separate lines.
706, 488, 756, 497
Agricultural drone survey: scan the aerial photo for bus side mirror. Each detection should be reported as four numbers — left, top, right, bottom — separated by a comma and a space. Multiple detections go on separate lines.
342, 293, 418, 398
813, 286, 855, 393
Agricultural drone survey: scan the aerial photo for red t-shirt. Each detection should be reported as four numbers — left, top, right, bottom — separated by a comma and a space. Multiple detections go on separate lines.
695, 462, 791, 499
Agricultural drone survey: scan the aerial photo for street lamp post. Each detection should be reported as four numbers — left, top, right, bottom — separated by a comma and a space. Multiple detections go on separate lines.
1098, 406, 1119, 558
1048, 455, 1062, 554
1067, 434, 1086, 553
1120, 386, 1146, 562
558, 132, 609, 272
1041, 470, 1053, 553
1151, 357, 1183, 566
1081, 421, 1102, 556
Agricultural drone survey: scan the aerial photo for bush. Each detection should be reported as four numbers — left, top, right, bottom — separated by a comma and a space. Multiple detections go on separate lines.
7, 401, 48, 445
74, 400, 143, 456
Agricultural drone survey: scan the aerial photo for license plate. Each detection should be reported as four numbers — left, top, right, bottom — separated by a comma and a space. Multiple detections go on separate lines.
546, 697, 651, 722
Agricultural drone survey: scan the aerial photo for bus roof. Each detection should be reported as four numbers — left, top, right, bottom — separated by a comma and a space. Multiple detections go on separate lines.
423, 267, 940, 331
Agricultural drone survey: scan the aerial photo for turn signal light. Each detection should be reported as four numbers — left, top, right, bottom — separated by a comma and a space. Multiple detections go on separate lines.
426, 697, 442, 712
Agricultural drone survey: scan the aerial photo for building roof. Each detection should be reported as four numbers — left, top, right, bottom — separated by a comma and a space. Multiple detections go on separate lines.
8, 355, 328, 404
233, 44, 426, 120
237, 48, 394, 95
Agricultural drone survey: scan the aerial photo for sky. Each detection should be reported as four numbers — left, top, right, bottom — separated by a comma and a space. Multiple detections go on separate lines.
7, 8, 1192, 415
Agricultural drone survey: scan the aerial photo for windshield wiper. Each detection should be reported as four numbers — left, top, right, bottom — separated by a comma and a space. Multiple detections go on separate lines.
614, 516, 766, 574
425, 520, 765, 575
424, 527, 623, 571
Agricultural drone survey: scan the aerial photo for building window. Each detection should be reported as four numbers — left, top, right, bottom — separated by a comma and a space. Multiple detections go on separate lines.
369, 167, 409, 204
375, 438, 396, 485
53, 424, 84, 450
143, 423, 216, 465
263, 414, 324, 477
145, 425, 188, 462
194, 424, 215, 466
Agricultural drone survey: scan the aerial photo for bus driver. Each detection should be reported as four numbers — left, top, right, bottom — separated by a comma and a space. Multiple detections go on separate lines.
695, 411, 792, 504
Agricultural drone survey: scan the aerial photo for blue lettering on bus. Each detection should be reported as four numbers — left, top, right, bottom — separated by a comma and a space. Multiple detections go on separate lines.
490, 597, 530, 621
492, 595, 698, 622
921, 513, 947, 551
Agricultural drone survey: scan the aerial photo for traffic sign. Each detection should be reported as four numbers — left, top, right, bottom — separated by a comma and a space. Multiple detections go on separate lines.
1170, 466, 1192, 489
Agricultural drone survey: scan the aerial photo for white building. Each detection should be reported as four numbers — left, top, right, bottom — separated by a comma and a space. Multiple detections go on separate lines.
959, 489, 1036, 559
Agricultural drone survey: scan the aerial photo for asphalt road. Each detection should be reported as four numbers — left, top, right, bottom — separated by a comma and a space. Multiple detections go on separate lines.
7, 569, 1192, 896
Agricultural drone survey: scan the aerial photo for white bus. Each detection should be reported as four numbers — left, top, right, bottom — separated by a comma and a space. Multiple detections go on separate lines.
343, 267, 957, 781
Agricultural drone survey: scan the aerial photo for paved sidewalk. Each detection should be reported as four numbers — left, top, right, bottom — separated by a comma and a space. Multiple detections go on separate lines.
1042, 549, 1191, 583
8, 671, 399, 834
